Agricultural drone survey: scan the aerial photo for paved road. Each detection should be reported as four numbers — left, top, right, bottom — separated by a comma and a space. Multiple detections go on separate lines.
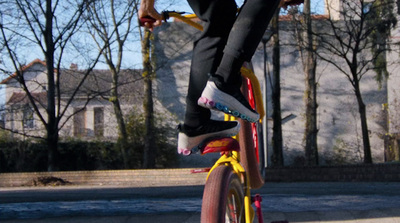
1, 182, 400, 222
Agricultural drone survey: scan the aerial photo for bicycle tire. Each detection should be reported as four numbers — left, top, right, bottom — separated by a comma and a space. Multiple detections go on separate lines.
201, 165, 245, 223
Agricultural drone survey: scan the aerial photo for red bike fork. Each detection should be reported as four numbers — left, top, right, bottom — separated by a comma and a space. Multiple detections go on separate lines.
252, 194, 264, 223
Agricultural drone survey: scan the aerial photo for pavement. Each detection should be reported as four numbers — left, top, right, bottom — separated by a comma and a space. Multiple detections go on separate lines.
1, 182, 400, 223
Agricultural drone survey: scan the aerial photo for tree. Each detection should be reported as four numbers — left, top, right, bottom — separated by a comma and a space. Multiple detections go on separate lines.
290, 0, 319, 166
86, 0, 140, 168
141, 28, 156, 168
0, 0, 102, 171
271, 8, 284, 167
318, 0, 397, 163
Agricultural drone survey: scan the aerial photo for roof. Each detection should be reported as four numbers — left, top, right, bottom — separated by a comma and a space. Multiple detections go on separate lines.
7, 92, 47, 106
2, 59, 145, 105
0, 59, 47, 84
58, 68, 145, 104
279, 14, 329, 21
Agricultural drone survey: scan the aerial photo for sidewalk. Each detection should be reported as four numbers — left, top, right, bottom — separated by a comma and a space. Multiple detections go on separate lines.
2, 209, 400, 223
1, 182, 400, 223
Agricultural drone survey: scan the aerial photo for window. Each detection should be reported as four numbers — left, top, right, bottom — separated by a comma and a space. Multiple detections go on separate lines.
94, 107, 104, 137
23, 105, 34, 129
73, 108, 86, 137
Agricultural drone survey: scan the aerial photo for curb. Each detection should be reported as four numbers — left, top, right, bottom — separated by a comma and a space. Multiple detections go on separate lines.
0, 168, 208, 187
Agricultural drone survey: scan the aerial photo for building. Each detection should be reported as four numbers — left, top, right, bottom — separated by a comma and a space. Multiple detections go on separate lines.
0, 59, 148, 141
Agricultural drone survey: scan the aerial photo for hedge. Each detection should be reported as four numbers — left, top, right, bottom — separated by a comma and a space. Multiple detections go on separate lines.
0, 140, 178, 172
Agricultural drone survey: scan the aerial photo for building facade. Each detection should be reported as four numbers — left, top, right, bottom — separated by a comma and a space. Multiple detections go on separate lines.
0, 59, 147, 141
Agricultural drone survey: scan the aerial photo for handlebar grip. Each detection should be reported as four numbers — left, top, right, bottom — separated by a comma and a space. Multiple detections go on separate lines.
139, 16, 157, 27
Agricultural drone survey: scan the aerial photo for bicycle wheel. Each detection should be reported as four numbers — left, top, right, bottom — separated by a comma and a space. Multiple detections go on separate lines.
201, 165, 245, 223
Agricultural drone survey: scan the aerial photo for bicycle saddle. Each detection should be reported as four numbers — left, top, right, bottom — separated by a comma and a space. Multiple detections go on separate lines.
194, 137, 240, 155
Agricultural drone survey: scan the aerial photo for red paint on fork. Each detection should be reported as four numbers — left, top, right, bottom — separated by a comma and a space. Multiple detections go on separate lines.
253, 194, 264, 223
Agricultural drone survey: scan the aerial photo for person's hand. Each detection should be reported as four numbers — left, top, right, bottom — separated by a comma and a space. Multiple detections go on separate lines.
279, 0, 304, 9
138, 0, 163, 30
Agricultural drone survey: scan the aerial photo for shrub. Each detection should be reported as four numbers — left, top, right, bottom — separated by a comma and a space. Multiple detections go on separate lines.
125, 112, 178, 168
0, 112, 178, 172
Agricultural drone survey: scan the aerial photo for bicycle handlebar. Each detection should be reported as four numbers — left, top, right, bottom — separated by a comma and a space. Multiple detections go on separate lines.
139, 11, 203, 31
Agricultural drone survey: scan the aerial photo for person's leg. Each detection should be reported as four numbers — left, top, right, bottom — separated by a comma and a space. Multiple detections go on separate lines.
198, 0, 281, 122
218, 0, 281, 82
184, 0, 237, 128
178, 0, 240, 155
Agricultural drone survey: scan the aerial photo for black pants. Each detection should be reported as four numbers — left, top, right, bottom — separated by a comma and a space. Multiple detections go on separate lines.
184, 0, 280, 127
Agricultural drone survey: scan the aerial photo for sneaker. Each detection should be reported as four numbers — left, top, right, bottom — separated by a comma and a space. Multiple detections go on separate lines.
177, 120, 240, 155
198, 81, 260, 123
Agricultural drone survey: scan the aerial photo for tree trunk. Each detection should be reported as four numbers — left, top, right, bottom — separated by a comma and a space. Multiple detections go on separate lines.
354, 80, 373, 164
303, 0, 319, 166
271, 10, 284, 167
110, 69, 129, 168
143, 76, 155, 168
142, 29, 156, 168
47, 127, 58, 171
45, 0, 58, 171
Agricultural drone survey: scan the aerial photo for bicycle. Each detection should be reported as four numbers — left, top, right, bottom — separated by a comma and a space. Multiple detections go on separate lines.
194, 62, 266, 223
140, 11, 268, 223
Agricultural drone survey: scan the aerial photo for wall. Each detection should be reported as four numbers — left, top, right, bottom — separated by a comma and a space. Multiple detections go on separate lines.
155, 18, 393, 166
265, 163, 400, 182
1, 164, 399, 188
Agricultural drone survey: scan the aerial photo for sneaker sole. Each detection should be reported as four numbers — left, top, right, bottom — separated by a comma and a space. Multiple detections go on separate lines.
177, 122, 240, 155
198, 82, 260, 123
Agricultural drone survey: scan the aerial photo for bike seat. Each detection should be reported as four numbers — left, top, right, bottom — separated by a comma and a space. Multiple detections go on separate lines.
197, 137, 240, 155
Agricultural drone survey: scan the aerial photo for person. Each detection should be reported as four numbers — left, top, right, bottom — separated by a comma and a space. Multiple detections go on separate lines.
139, 0, 302, 155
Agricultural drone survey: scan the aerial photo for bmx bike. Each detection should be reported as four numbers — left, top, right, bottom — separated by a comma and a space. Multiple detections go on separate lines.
141, 11, 269, 223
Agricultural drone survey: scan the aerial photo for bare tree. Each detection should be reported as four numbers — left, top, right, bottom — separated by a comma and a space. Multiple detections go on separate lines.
271, 9, 284, 167
290, 0, 319, 166
141, 28, 156, 168
0, 0, 103, 171
317, 0, 397, 163
86, 0, 140, 168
